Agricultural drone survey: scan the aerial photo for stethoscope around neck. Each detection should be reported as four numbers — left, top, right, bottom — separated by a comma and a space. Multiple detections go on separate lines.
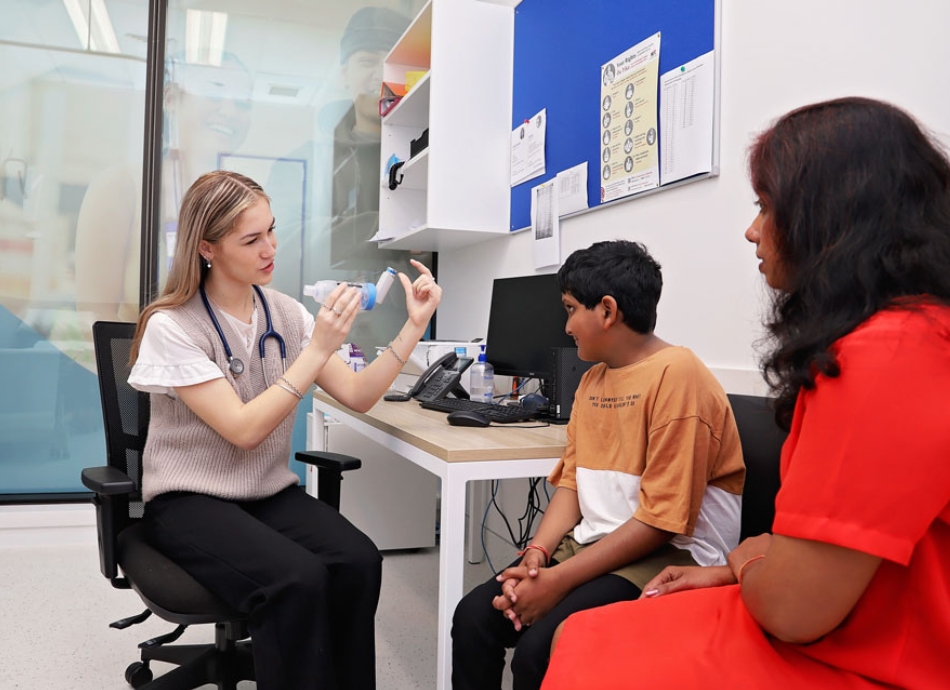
199, 282, 286, 377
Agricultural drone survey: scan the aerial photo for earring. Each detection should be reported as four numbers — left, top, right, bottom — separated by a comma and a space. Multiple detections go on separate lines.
204, 256, 211, 269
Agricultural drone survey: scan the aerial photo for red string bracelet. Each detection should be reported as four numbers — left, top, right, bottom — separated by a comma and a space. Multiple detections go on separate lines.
517, 543, 551, 566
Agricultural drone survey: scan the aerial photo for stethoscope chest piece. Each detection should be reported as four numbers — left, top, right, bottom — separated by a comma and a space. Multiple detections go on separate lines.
201, 282, 286, 381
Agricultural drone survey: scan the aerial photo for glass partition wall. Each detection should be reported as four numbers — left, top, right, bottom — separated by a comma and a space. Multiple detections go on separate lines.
0, 0, 148, 498
159, 0, 431, 359
0, 0, 431, 500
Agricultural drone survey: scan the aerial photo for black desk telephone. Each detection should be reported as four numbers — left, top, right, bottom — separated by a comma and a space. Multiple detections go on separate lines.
407, 352, 473, 402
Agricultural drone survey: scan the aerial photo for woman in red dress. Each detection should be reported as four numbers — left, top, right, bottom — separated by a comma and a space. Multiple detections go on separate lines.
541, 97, 950, 690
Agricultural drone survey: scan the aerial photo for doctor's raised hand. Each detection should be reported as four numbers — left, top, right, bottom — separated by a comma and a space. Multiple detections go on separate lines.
126, 170, 441, 690
400, 258, 442, 326
308, 257, 440, 414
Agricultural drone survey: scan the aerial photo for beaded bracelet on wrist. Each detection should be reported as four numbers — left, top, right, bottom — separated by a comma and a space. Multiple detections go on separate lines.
517, 543, 551, 566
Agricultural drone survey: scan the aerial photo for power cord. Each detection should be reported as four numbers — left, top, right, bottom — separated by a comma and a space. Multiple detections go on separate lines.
480, 477, 548, 576
476, 376, 551, 574
493, 376, 542, 401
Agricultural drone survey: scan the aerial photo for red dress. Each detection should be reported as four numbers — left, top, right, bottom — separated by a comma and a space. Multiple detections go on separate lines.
541, 305, 950, 690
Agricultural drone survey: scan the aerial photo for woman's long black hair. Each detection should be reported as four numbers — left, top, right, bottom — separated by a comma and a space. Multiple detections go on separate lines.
750, 97, 950, 429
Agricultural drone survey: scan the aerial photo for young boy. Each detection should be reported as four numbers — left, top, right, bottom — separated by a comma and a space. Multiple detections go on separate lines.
451, 240, 746, 690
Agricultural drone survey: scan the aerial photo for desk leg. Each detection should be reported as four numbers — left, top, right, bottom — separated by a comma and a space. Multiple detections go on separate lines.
304, 411, 328, 496
466, 480, 488, 564
437, 466, 468, 690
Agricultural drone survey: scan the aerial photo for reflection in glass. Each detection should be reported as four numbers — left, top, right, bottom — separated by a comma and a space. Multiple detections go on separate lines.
160, 1, 432, 478
165, 0, 431, 360
76, 53, 255, 332
0, 0, 437, 498
0, 0, 147, 494
278, 2, 433, 357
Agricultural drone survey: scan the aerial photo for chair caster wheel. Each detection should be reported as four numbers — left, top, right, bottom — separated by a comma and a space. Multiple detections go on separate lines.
125, 661, 153, 687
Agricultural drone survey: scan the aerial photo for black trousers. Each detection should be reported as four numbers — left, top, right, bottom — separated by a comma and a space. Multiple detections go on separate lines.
452, 558, 641, 690
144, 485, 382, 690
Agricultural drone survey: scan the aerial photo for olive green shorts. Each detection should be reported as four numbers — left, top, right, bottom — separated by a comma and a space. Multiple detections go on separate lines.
551, 533, 698, 590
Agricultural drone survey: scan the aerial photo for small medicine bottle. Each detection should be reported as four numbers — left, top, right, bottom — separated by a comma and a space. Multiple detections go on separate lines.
349, 344, 367, 372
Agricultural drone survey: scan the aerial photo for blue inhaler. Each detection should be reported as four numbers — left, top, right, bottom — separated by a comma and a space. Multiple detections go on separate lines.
303, 267, 397, 311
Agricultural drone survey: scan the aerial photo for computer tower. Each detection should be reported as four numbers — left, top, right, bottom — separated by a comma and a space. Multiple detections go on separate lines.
546, 347, 596, 422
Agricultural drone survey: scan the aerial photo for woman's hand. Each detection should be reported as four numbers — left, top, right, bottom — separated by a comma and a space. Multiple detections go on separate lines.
399, 259, 441, 327
307, 282, 361, 358
640, 565, 736, 599
639, 565, 736, 599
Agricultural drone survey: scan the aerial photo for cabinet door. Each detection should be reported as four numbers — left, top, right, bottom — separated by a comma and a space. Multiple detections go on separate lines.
321, 423, 438, 550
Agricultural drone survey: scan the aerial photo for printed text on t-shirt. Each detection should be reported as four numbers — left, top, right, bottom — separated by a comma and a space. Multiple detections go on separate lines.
588, 393, 641, 409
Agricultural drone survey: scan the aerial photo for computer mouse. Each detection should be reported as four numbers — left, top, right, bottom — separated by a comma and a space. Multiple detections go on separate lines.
446, 410, 491, 427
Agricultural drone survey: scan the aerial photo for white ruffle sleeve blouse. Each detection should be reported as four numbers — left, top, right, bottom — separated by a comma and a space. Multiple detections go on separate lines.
129, 301, 314, 397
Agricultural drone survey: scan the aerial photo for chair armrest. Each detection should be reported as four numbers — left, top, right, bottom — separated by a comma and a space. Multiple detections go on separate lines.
295, 451, 361, 472
294, 451, 361, 512
82, 466, 136, 495
81, 466, 136, 582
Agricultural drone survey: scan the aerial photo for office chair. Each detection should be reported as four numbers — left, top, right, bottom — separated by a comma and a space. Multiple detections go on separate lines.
81, 321, 361, 689
727, 393, 788, 540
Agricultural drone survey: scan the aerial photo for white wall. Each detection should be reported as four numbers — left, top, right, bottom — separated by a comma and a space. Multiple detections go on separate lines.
436, 0, 950, 396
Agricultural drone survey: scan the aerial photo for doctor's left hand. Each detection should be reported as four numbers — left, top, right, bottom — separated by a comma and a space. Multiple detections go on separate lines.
400, 259, 442, 327
308, 282, 361, 358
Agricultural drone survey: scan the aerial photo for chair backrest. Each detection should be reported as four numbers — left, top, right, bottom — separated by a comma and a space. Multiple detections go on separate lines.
727, 393, 788, 541
93, 321, 150, 523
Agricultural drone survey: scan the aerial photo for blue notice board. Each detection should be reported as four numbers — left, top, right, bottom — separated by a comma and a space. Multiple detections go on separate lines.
511, 0, 718, 230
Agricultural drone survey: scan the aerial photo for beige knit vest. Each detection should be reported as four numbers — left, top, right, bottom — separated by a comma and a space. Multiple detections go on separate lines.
141, 288, 305, 503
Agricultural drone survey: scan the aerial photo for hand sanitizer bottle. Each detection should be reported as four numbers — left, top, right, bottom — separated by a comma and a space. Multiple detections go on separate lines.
469, 345, 494, 404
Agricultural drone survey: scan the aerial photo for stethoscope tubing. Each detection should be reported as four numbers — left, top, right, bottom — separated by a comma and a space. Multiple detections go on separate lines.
200, 282, 287, 376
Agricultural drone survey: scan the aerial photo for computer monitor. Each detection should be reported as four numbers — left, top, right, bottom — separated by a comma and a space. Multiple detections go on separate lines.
485, 274, 575, 379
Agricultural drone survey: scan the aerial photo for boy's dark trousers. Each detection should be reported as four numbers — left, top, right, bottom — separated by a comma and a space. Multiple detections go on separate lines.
452, 557, 641, 690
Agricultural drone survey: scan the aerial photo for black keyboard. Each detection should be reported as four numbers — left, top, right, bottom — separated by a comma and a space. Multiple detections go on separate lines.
420, 398, 535, 423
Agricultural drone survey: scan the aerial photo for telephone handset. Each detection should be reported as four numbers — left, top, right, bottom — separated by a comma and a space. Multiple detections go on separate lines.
408, 352, 474, 403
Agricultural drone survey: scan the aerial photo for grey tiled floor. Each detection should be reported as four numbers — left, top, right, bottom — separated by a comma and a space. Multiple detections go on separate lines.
0, 537, 514, 689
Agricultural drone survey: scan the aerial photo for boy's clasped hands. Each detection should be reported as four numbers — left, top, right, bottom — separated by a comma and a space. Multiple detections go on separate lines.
493, 548, 565, 631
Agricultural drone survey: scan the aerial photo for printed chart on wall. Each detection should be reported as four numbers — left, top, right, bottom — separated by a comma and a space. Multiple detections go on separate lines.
659, 51, 716, 186
600, 32, 661, 203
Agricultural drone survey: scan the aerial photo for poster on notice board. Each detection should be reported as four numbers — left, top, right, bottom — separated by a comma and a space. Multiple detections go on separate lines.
599, 32, 661, 203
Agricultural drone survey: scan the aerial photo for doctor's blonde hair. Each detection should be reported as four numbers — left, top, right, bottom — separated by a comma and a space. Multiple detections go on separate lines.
130, 171, 270, 363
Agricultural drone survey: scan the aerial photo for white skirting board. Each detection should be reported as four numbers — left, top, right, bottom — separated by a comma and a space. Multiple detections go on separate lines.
0, 504, 97, 548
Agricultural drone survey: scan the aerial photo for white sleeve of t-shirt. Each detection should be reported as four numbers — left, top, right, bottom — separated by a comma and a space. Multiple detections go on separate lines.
128, 311, 224, 396
128, 301, 315, 396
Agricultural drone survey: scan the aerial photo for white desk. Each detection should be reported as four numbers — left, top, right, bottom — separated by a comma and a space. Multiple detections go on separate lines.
310, 391, 565, 690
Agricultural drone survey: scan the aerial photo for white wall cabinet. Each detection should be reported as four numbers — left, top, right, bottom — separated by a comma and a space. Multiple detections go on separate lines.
379, 0, 513, 252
